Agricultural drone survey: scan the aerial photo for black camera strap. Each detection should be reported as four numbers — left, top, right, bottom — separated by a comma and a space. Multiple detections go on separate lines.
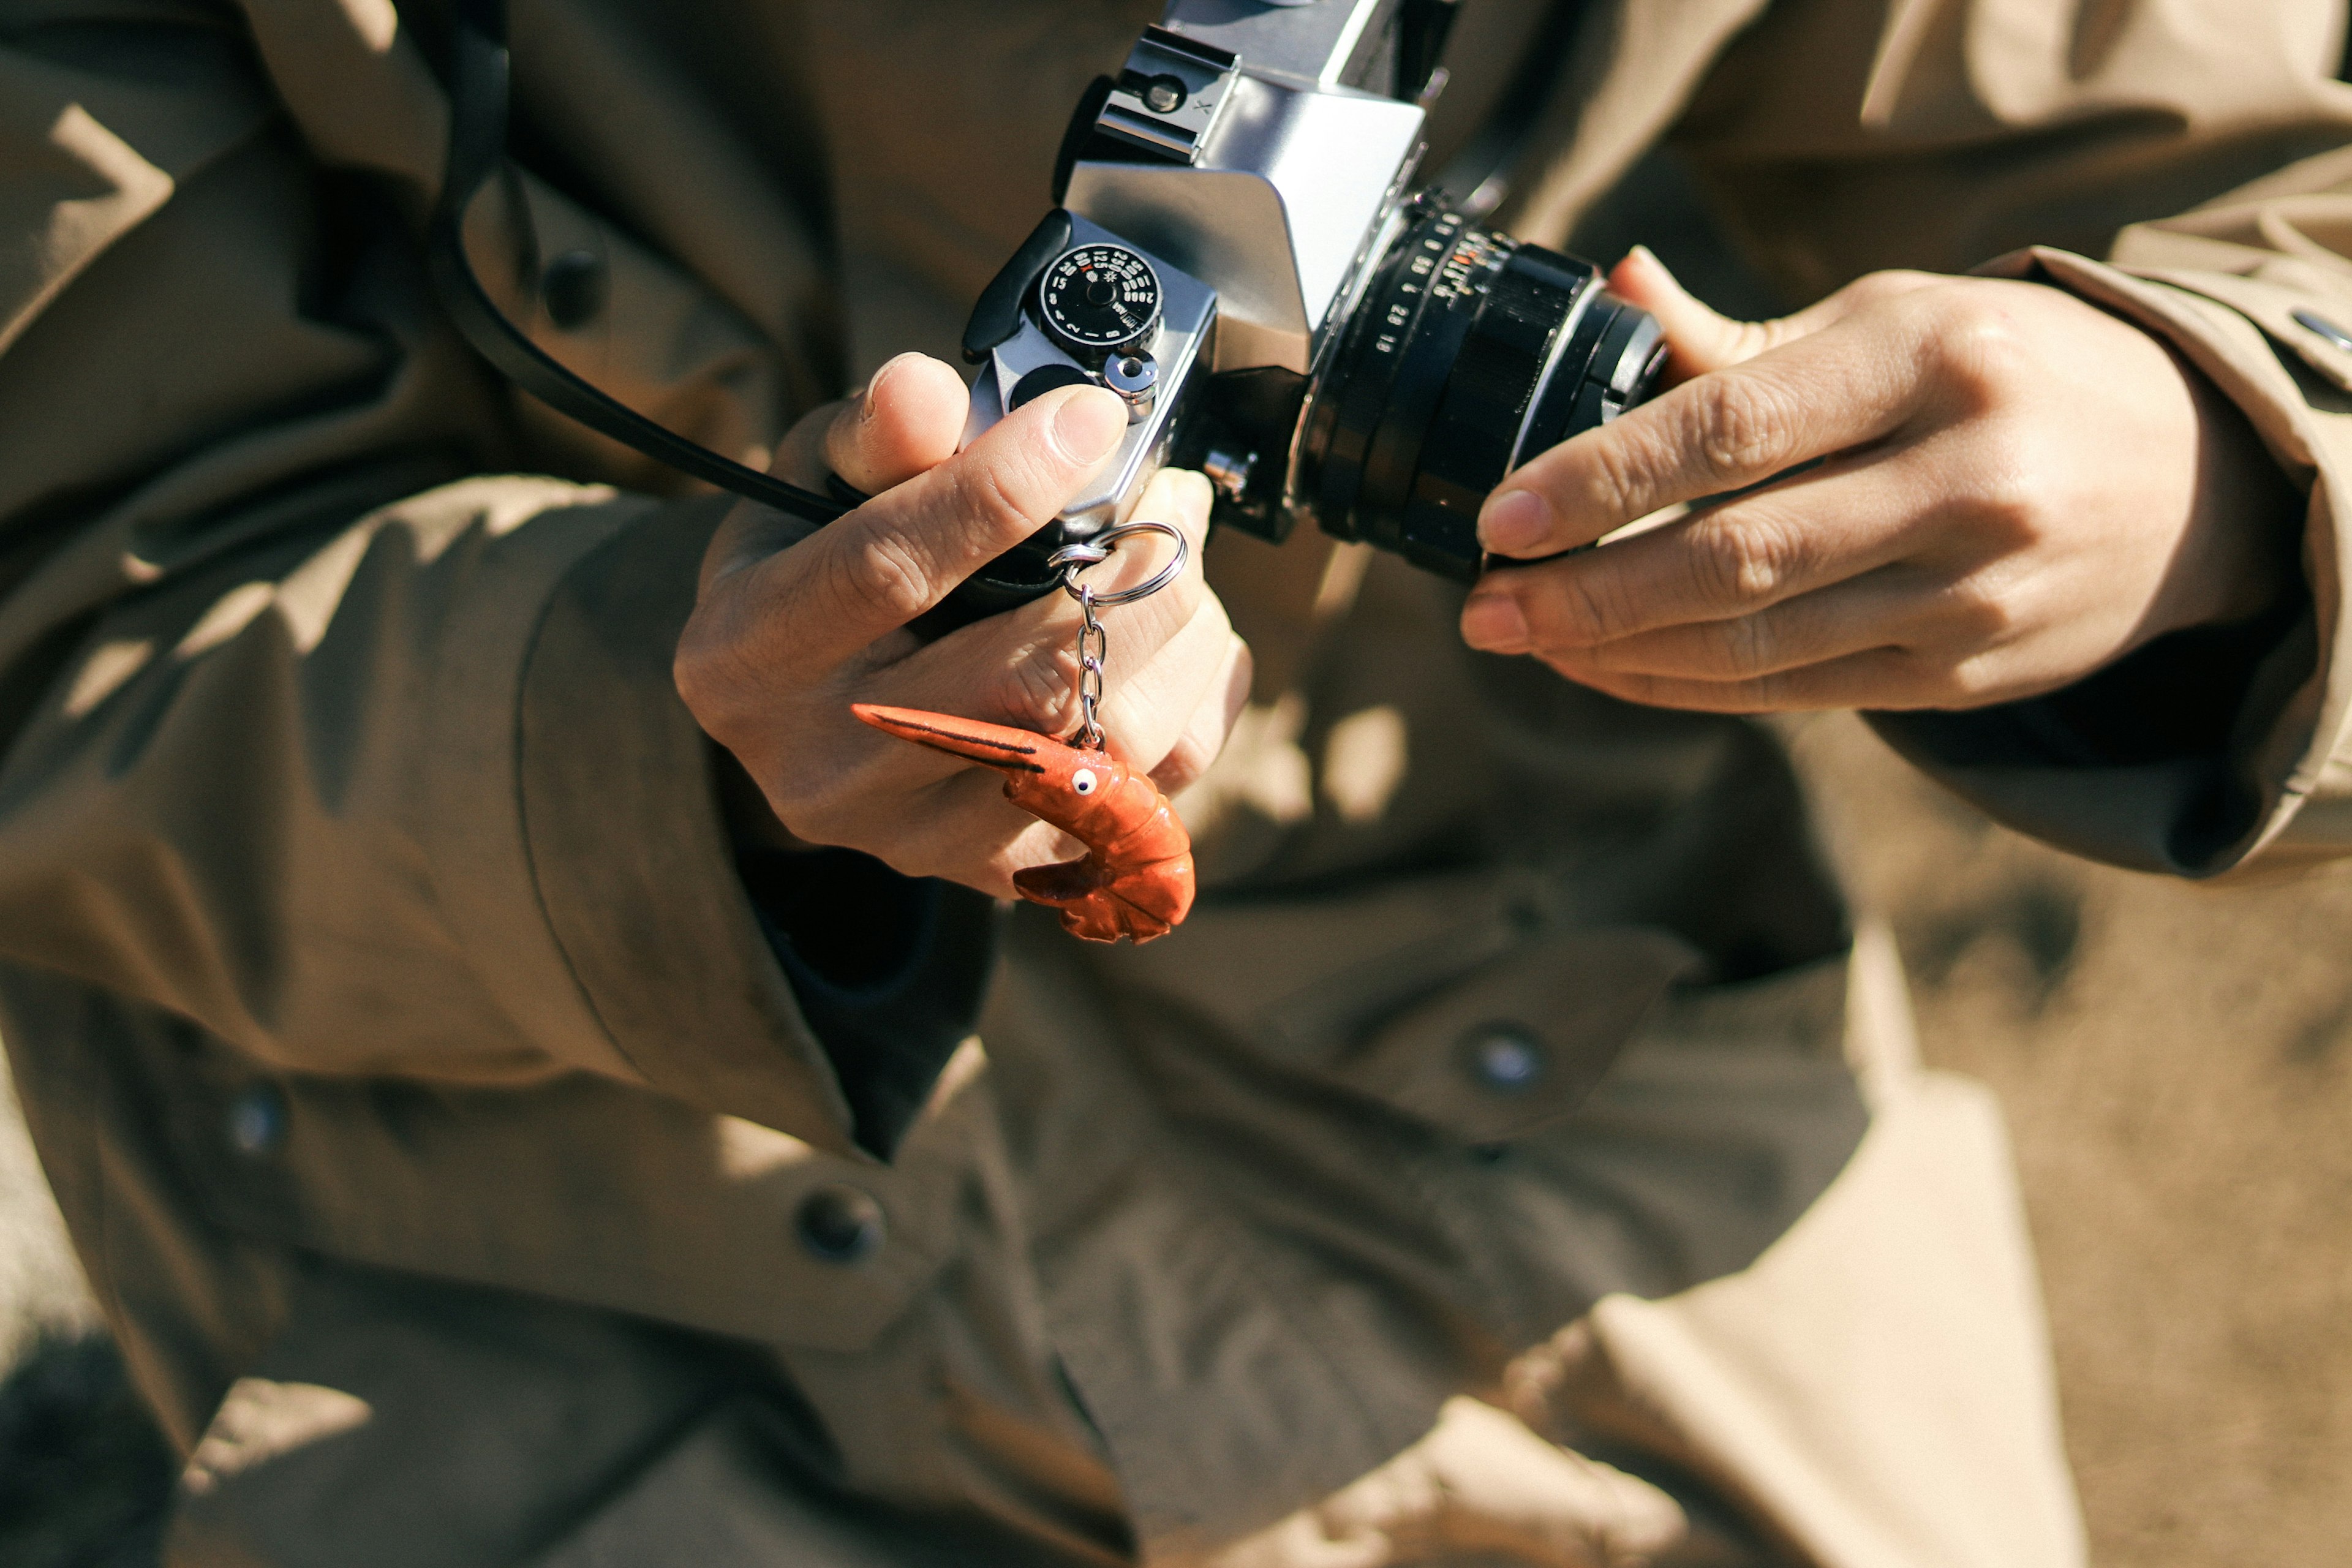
426, 0, 851, 526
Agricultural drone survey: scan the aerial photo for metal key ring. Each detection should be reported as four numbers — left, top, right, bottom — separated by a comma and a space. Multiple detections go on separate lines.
1046, 520, 1189, 608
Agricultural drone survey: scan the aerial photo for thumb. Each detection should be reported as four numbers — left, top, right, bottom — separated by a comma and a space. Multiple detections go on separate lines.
1606, 246, 1810, 382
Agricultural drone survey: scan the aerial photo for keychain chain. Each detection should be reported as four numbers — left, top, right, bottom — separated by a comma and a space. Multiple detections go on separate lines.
1046, 521, 1189, 752
1073, 583, 1110, 749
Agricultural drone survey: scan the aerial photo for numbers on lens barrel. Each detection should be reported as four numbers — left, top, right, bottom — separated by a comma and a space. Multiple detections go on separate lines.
1038, 244, 1164, 358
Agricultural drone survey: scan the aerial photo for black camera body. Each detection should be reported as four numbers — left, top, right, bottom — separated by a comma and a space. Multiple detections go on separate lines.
950, 0, 1667, 619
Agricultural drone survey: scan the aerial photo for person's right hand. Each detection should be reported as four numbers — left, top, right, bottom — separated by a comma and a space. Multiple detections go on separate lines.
674, 353, 1250, 898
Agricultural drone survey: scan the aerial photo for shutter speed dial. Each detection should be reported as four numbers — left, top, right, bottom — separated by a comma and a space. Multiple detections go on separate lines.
1036, 244, 1163, 362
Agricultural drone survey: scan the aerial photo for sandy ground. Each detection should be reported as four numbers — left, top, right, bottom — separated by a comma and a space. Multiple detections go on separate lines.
1790, 714, 2352, 1566
1, 1042, 172, 1564
2, 714, 2348, 1563
0, 1051, 95, 1378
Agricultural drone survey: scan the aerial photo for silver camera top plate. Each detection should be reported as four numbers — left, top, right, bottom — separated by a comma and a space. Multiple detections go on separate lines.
960, 213, 1218, 537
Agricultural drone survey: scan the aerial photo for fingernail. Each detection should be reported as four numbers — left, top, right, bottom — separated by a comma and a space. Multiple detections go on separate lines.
1461, 592, 1528, 651
859, 352, 910, 419
1479, 489, 1551, 555
1052, 388, 1129, 465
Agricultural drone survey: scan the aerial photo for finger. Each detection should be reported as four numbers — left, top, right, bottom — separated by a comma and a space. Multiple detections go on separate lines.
1149, 631, 1252, 794
1605, 249, 1944, 381
1608, 247, 1805, 383
839, 761, 1068, 897
884, 466, 1217, 741
712, 355, 973, 584
1547, 645, 1933, 715
746, 383, 1132, 668
1476, 309, 1939, 560
823, 353, 970, 494
1539, 568, 1934, 683
1095, 584, 1237, 772
1462, 457, 1922, 653
1073, 464, 1215, 641
774, 467, 1232, 894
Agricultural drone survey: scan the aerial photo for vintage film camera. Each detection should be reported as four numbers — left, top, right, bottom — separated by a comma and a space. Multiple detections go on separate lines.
946, 0, 1668, 620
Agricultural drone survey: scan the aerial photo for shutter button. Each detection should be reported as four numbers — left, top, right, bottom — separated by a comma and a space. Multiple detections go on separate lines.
225, 1084, 287, 1157
796, 1185, 886, 1264
1463, 1025, 1545, 1095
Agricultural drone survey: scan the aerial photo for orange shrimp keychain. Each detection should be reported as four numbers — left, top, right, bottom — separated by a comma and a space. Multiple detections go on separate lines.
853, 521, 1195, 944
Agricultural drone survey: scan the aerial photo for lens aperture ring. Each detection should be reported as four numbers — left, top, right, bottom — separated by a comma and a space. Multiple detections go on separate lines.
1306, 209, 1462, 537
1357, 227, 1507, 560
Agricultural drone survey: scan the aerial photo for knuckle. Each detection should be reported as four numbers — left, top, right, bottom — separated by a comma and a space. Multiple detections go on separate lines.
827, 530, 934, 627
1685, 373, 1795, 481
1691, 512, 1803, 609
995, 643, 1080, 734
1937, 650, 2007, 706
1928, 295, 2030, 400
1943, 567, 2027, 644
1889, 614, 2005, 706
1575, 432, 1656, 524
1842, 269, 1936, 311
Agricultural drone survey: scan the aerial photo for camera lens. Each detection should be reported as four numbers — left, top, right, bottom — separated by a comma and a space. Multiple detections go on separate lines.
1297, 203, 1668, 582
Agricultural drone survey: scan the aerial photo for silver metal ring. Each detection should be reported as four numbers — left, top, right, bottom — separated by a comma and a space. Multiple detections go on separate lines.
1046, 540, 1111, 570
1047, 520, 1188, 608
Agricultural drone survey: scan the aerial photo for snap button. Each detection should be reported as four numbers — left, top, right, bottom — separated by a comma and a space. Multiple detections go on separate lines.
1462, 1024, 1545, 1095
225, 1083, 287, 1157
796, 1185, 885, 1264
540, 249, 607, 331
2293, 307, 2352, 353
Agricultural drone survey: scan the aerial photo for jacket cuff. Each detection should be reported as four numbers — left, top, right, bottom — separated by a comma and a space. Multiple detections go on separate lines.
512, 496, 863, 1153
737, 846, 1000, 1159
1872, 246, 2344, 878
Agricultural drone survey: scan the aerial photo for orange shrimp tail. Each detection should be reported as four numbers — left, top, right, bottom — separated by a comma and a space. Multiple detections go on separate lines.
1013, 856, 1193, 944
851, 702, 1196, 945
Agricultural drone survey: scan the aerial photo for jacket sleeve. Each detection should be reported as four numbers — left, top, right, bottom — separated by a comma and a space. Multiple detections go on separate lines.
0, 1, 929, 1154
1650, 0, 2352, 879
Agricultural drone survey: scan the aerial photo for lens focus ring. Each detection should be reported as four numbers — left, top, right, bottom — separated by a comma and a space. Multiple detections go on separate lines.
1408, 249, 1594, 548
1297, 207, 1667, 582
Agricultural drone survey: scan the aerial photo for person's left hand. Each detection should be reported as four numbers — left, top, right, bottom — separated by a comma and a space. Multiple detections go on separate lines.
1458, 249, 2300, 712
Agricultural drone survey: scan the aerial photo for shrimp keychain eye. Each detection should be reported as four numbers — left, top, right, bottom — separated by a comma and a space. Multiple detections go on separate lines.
853, 522, 1195, 945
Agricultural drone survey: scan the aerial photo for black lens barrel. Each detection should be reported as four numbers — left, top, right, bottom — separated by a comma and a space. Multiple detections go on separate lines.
1299, 204, 1667, 581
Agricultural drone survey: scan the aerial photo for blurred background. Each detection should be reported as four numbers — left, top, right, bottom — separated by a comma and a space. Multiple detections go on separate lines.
4, 155, 2348, 1565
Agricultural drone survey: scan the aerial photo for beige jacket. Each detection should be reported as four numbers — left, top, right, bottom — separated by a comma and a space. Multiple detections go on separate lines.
3, 1, 2350, 1564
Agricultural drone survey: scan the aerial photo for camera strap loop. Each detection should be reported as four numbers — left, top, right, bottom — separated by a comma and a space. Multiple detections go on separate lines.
1045, 521, 1188, 749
